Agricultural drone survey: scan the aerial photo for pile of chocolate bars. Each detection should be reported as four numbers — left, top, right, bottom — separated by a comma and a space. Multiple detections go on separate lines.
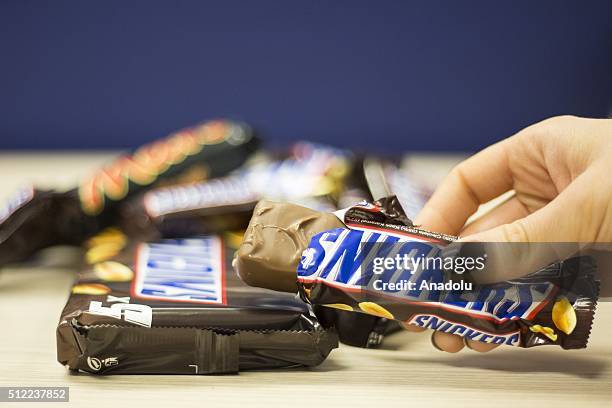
0, 120, 599, 375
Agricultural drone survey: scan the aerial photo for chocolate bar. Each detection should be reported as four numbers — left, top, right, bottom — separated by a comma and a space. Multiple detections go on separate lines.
78, 120, 258, 217
234, 200, 345, 293
296, 197, 599, 349
0, 120, 258, 267
57, 229, 337, 374
117, 142, 349, 238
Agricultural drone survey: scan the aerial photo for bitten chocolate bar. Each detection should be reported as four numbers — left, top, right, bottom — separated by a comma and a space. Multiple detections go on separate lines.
233, 200, 345, 292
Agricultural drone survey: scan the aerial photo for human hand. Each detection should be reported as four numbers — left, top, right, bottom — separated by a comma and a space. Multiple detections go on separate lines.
408, 115, 612, 352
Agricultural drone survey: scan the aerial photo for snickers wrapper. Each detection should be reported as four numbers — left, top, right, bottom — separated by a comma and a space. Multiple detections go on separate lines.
297, 197, 599, 349
57, 229, 337, 374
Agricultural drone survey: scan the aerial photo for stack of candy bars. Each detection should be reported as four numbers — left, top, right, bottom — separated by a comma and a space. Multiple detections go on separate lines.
0, 120, 431, 374
0, 120, 599, 374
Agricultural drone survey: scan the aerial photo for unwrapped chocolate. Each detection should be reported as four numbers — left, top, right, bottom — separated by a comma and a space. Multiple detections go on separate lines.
234, 200, 345, 292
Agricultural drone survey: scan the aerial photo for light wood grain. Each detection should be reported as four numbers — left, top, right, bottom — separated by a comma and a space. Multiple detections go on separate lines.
0, 153, 610, 407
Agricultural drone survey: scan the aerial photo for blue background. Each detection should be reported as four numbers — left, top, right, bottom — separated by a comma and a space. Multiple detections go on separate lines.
1, 1, 611, 152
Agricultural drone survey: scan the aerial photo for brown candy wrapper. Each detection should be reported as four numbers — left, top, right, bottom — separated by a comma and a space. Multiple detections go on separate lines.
57, 228, 337, 374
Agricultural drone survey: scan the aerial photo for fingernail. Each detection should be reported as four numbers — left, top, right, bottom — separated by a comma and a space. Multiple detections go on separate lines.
430, 333, 444, 351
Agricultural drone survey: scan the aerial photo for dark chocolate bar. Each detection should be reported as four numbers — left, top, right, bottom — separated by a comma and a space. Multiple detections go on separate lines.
57, 229, 337, 374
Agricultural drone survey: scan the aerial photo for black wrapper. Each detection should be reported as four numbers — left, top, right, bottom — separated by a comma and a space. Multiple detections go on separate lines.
313, 306, 399, 348
0, 189, 97, 265
0, 120, 258, 267
57, 230, 337, 375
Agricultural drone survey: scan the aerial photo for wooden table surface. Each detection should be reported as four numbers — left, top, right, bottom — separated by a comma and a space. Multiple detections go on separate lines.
0, 152, 610, 407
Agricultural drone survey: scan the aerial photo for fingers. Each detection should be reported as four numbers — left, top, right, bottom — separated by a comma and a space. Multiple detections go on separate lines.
431, 331, 464, 353
414, 139, 514, 235
460, 173, 593, 284
403, 324, 499, 353
465, 339, 500, 353
460, 194, 529, 236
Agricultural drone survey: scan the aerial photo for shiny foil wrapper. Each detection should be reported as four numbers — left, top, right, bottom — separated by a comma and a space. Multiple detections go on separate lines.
57, 229, 337, 374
